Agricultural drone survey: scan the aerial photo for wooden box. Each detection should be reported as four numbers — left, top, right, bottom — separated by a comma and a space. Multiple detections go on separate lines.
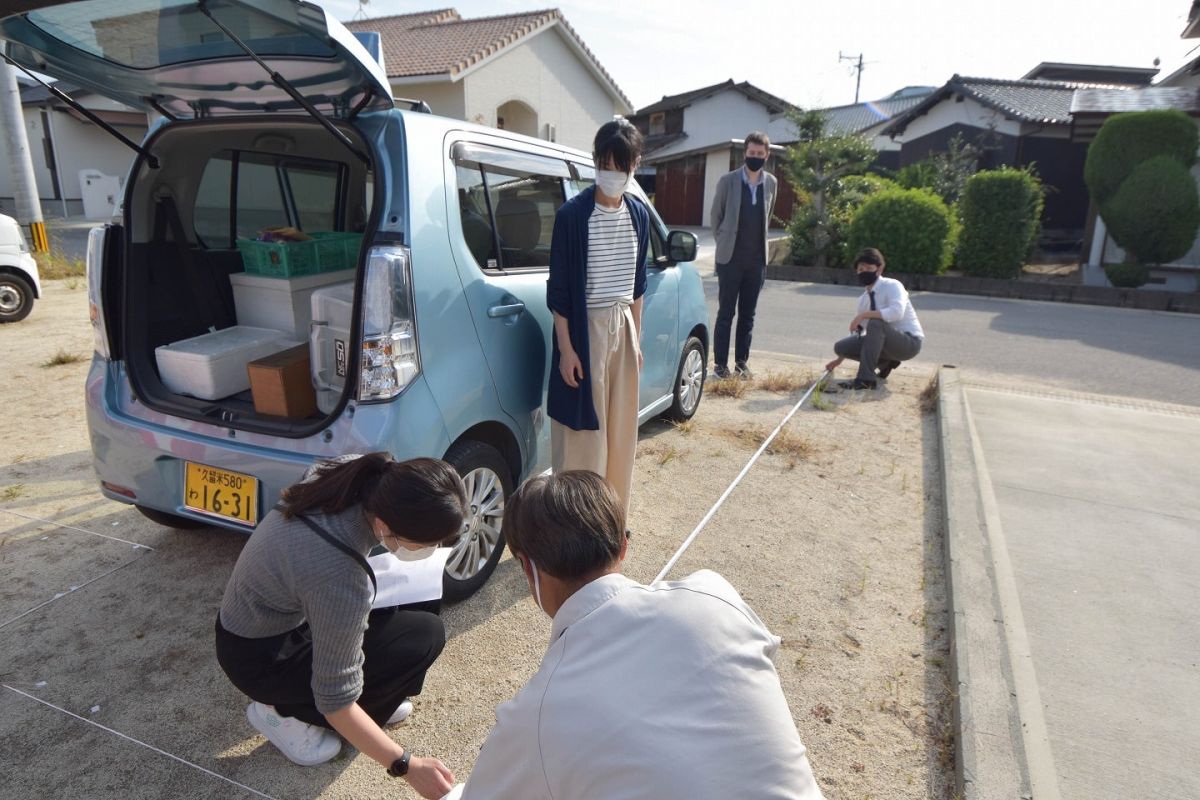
247, 344, 318, 419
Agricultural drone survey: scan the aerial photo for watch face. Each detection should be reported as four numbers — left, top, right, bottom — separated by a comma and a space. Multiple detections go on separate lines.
388, 753, 410, 777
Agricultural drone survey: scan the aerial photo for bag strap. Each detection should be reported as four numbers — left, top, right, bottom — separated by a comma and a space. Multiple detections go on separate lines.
279, 505, 378, 602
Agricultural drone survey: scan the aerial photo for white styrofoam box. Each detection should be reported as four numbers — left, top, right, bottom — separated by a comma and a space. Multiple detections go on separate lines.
155, 326, 300, 401
229, 269, 355, 340
310, 282, 356, 414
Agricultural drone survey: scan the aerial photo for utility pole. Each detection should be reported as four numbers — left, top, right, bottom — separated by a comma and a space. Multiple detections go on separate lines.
0, 58, 48, 252
839, 51, 865, 105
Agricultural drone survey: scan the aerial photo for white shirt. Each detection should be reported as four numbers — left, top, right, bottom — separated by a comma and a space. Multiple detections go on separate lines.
458, 570, 824, 800
740, 164, 764, 205
586, 200, 638, 309
857, 275, 924, 338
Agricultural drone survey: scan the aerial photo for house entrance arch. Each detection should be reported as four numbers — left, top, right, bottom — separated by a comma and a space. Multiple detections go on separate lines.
496, 99, 538, 138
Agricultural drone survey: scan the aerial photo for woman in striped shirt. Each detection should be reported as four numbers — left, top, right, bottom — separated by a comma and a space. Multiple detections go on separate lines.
546, 119, 651, 515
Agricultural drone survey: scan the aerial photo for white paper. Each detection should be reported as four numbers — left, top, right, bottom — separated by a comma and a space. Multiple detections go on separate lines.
439, 784, 465, 800
368, 547, 453, 609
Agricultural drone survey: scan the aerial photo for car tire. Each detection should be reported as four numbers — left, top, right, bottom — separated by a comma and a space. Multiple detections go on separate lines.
135, 505, 212, 529
0, 273, 35, 323
666, 336, 706, 422
442, 440, 512, 602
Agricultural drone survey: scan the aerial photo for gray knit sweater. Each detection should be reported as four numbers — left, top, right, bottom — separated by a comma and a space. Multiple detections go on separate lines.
219, 506, 376, 715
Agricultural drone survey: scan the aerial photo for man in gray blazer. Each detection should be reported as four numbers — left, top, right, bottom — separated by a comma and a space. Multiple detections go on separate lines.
710, 131, 778, 378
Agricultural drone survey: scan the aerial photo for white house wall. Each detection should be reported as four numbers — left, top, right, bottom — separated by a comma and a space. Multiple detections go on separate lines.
462, 25, 615, 150
650, 89, 775, 162
703, 148, 731, 222
396, 80, 465, 120
0, 106, 144, 207
48, 110, 144, 200
887, 98, 1022, 147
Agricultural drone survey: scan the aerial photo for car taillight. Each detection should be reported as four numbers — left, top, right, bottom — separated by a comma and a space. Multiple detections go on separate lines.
358, 245, 419, 403
86, 226, 110, 359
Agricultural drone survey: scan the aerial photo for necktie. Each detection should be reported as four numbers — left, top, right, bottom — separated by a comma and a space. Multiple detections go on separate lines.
869, 290, 876, 311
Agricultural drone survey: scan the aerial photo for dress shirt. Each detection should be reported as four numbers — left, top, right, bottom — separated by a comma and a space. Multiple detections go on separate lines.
459, 570, 824, 800
857, 276, 924, 338
741, 164, 763, 205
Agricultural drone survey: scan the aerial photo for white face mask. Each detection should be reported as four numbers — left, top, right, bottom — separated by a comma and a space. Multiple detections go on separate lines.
527, 557, 545, 614
392, 543, 438, 562
595, 169, 630, 198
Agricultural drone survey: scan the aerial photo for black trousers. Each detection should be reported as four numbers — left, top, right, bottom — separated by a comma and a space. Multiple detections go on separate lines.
215, 601, 445, 729
714, 260, 766, 369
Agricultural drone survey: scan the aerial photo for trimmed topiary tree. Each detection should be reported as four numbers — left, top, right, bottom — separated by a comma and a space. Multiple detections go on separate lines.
1103, 155, 1200, 266
1084, 109, 1198, 207
847, 187, 957, 274
957, 168, 1045, 279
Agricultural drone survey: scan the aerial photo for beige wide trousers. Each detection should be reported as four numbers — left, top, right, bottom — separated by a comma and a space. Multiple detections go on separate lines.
551, 303, 640, 517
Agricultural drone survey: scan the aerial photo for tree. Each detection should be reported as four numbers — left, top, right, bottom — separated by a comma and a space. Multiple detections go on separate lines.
784, 110, 876, 268
1084, 110, 1200, 279
894, 133, 982, 206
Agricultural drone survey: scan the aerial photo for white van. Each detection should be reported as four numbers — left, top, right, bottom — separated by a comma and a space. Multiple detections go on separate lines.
0, 213, 41, 322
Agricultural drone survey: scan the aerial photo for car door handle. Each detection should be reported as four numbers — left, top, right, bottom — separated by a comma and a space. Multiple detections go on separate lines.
488, 301, 526, 318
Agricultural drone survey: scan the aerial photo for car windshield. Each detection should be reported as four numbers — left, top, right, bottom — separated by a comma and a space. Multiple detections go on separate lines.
27, 0, 333, 69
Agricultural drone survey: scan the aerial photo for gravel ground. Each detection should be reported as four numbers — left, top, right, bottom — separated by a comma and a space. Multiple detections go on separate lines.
1, 281, 952, 799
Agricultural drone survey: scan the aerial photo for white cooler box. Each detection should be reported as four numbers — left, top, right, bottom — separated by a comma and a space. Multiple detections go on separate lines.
310, 282, 356, 414
230, 269, 355, 340
155, 326, 300, 400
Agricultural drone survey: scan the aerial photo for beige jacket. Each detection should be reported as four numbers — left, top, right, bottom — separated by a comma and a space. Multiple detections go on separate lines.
710, 167, 778, 265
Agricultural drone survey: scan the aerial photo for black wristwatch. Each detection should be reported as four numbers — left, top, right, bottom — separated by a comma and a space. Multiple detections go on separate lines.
387, 751, 411, 778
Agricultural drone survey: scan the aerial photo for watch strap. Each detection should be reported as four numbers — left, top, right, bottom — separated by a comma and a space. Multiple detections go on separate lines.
387, 751, 411, 778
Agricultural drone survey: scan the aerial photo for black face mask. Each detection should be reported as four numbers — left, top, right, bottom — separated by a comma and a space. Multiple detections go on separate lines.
857, 270, 879, 286
745, 156, 766, 172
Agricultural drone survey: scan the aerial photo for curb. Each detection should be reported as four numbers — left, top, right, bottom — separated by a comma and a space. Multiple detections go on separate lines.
766, 264, 1200, 315
936, 369, 1031, 800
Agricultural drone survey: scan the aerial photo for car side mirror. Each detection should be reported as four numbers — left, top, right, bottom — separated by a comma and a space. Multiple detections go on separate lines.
666, 230, 697, 265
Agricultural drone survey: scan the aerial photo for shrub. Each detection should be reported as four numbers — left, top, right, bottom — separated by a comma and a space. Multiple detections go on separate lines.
789, 173, 897, 267
1084, 110, 1198, 207
894, 133, 981, 206
847, 187, 957, 274
957, 168, 1045, 279
1104, 156, 1200, 265
1103, 262, 1150, 288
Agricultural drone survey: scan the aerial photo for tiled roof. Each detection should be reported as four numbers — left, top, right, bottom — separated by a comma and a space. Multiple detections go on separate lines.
1071, 87, 1200, 115
815, 90, 935, 137
642, 131, 688, 156
636, 79, 793, 116
344, 7, 631, 109
882, 75, 1129, 136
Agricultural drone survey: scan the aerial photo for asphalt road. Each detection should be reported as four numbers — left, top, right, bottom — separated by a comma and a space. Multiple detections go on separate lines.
696, 262, 1200, 408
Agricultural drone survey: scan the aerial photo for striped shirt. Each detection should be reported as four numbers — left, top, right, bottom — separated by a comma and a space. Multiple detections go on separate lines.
586, 200, 639, 309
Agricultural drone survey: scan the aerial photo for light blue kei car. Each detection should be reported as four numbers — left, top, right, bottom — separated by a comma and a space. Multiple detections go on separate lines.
0, 0, 709, 598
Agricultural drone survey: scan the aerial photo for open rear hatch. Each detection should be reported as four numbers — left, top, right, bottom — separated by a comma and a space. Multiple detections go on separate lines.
0, 0, 396, 435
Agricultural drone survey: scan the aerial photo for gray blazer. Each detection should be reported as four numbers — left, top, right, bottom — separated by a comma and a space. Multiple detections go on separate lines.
710, 168, 778, 266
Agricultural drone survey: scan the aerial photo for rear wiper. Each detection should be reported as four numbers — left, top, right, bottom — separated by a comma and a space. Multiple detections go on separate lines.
196, 0, 369, 166
2, 53, 160, 169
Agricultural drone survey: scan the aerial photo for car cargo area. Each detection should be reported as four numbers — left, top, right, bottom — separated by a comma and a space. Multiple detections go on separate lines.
117, 119, 376, 435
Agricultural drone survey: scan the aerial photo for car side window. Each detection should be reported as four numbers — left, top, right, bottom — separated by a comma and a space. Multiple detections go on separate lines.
452, 143, 571, 272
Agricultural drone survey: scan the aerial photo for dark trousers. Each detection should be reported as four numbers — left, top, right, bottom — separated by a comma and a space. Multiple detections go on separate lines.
834, 319, 923, 382
215, 602, 445, 729
714, 260, 766, 369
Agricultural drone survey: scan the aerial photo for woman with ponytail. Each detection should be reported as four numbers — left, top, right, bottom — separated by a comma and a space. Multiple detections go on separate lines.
215, 453, 467, 798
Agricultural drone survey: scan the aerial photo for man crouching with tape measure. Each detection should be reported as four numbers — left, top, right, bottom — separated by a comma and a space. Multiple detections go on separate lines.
446, 471, 824, 799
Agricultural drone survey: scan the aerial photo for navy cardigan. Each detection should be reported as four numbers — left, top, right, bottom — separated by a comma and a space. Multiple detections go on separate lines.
546, 186, 651, 431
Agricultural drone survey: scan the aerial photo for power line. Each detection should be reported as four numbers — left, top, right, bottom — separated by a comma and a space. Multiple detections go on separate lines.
839, 51, 866, 104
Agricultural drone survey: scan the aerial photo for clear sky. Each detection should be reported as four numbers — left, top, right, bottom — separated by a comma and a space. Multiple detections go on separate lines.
325, 0, 1198, 111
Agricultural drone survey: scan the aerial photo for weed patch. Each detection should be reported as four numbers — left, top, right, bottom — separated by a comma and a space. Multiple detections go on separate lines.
42, 350, 85, 368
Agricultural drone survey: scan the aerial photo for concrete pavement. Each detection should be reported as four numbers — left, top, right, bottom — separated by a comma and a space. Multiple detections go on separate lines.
938, 370, 1200, 800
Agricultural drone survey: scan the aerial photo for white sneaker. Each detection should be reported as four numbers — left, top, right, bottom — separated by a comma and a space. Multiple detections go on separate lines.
246, 702, 341, 766
386, 699, 414, 726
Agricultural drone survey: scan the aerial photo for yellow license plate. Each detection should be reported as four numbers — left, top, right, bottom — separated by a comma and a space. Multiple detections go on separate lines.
184, 462, 258, 526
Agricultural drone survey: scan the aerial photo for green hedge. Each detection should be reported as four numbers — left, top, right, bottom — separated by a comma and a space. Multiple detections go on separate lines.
1105, 156, 1200, 265
847, 188, 957, 274
1103, 262, 1150, 288
957, 169, 1045, 279
1084, 110, 1198, 207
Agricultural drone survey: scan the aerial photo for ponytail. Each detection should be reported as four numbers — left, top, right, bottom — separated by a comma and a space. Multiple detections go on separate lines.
280, 452, 391, 519
281, 453, 467, 545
